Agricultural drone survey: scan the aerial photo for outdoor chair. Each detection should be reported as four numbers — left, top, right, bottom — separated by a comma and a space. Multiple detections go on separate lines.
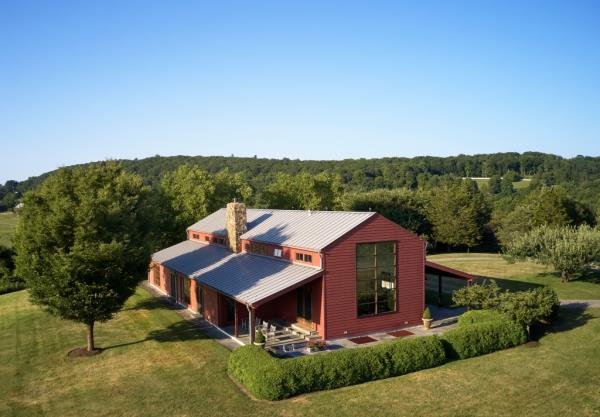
267, 324, 276, 340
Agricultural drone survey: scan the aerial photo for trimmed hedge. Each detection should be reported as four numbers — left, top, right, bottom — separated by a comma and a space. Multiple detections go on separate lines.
229, 311, 528, 400
457, 309, 509, 327
442, 312, 527, 359
228, 335, 446, 400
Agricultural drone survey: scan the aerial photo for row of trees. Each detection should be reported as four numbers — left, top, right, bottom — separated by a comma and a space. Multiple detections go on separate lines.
142, 164, 598, 252
4, 152, 600, 213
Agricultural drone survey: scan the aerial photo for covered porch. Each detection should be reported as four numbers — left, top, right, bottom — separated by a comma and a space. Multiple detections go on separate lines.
425, 260, 474, 307
201, 274, 323, 351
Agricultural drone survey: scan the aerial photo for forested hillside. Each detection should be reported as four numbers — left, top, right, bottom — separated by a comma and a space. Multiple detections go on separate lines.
2, 152, 599, 252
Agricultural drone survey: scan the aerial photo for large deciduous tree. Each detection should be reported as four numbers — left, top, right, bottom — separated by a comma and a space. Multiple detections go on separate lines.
160, 165, 253, 234
14, 162, 155, 352
496, 186, 595, 246
341, 188, 431, 236
426, 180, 491, 250
503, 224, 600, 282
261, 172, 343, 210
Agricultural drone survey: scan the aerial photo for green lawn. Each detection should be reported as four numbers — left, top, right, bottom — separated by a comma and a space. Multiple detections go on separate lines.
429, 252, 600, 300
2, 287, 600, 417
0, 211, 18, 247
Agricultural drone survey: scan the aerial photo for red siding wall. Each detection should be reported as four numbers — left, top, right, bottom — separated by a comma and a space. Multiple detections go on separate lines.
256, 290, 297, 323
323, 214, 424, 339
202, 286, 220, 325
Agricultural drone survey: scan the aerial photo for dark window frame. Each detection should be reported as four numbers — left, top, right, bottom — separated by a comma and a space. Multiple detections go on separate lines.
356, 241, 397, 317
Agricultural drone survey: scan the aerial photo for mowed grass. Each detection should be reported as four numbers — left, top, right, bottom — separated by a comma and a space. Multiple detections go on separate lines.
428, 252, 600, 299
0, 211, 18, 247
2, 287, 600, 417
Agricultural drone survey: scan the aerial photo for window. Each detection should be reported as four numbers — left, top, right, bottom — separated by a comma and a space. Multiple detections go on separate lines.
248, 242, 268, 256
192, 233, 199, 240
295, 252, 312, 263
152, 267, 161, 286
356, 242, 396, 317
182, 277, 191, 305
274, 248, 282, 257
204, 236, 210, 242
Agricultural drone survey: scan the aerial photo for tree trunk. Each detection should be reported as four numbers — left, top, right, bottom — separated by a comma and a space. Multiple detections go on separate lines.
561, 271, 569, 283
86, 322, 95, 352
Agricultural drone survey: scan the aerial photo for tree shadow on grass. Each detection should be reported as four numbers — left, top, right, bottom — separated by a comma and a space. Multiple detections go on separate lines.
571, 268, 600, 285
530, 306, 596, 342
473, 276, 543, 292
103, 318, 210, 350
122, 296, 168, 312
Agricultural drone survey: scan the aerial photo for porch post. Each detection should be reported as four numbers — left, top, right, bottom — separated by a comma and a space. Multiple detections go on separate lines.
438, 274, 442, 307
234, 301, 239, 338
248, 306, 256, 344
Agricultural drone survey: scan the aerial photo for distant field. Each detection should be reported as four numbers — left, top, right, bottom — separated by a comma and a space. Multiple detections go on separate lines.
428, 252, 600, 300
0, 212, 18, 247
472, 178, 530, 190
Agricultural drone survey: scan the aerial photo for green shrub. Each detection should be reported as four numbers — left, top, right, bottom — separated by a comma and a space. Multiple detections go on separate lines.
443, 316, 527, 359
254, 329, 265, 344
497, 286, 560, 329
458, 310, 508, 327
228, 345, 286, 400
422, 307, 432, 319
228, 335, 446, 400
452, 279, 504, 310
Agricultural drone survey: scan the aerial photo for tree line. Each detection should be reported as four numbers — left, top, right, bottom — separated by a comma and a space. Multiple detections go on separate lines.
3, 152, 600, 213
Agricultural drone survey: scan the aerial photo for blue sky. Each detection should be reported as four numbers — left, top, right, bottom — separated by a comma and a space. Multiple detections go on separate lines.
1, 1, 599, 182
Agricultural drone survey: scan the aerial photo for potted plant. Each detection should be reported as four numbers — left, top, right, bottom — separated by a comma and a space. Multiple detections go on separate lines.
253, 329, 266, 347
306, 339, 327, 353
422, 307, 433, 330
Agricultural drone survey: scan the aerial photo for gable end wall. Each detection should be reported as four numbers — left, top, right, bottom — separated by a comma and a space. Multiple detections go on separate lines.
323, 214, 424, 339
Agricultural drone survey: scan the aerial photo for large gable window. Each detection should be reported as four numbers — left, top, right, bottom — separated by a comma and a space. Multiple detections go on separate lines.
356, 242, 397, 317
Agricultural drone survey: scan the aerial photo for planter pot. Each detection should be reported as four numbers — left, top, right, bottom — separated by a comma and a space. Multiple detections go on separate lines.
253, 342, 265, 348
422, 318, 433, 330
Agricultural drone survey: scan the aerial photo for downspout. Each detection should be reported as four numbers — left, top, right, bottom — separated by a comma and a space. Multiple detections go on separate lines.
320, 252, 327, 340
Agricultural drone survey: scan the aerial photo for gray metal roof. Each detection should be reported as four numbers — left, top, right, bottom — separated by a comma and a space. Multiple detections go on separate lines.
187, 208, 376, 251
152, 240, 322, 306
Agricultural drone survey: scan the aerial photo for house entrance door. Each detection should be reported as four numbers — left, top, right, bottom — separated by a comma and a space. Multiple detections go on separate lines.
296, 285, 312, 329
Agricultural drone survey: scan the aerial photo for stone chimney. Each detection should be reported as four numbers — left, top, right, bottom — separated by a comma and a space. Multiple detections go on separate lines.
226, 201, 247, 253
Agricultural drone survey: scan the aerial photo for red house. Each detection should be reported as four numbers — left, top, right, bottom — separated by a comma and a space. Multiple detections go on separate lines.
148, 202, 471, 343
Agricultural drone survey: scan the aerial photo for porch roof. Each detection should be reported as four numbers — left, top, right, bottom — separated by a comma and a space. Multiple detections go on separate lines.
152, 240, 322, 307
425, 260, 474, 282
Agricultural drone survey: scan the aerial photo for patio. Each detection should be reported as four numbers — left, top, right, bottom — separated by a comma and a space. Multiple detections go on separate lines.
271, 304, 466, 357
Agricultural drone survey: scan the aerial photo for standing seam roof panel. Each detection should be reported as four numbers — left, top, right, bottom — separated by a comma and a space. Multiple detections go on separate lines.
187, 208, 375, 251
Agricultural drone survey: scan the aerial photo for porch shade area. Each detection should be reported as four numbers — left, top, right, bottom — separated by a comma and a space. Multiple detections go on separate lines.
152, 240, 322, 307
425, 260, 474, 306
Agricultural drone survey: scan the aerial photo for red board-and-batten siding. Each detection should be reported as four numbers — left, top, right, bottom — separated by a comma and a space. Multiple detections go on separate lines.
322, 214, 425, 340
